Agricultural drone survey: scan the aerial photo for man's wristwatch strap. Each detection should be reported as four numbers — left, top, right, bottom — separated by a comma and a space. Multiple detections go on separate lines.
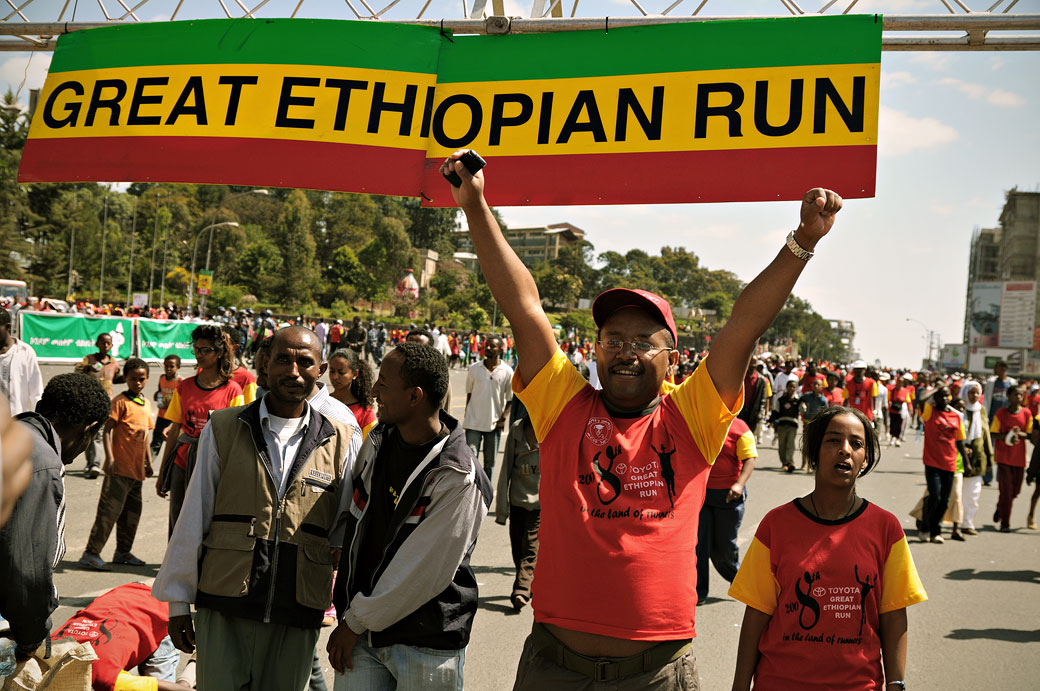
786, 230, 814, 261
887, 682, 906, 690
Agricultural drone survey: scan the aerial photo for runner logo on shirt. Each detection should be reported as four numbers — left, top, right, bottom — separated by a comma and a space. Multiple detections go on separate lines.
783, 564, 878, 643
585, 417, 613, 445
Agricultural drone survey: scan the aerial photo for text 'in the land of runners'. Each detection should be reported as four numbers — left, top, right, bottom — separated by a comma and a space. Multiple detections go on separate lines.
19, 15, 881, 206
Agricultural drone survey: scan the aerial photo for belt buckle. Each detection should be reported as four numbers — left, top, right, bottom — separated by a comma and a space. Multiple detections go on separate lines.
595, 659, 610, 682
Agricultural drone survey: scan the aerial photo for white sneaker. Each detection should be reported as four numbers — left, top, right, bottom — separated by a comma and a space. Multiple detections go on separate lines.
930, 535, 944, 544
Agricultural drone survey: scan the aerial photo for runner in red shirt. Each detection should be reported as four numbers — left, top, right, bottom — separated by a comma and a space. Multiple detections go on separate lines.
843, 360, 878, 421
920, 386, 968, 542
990, 385, 1033, 532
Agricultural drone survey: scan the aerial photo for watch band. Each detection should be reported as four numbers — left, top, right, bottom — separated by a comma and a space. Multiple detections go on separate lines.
886, 682, 906, 690
785, 230, 814, 261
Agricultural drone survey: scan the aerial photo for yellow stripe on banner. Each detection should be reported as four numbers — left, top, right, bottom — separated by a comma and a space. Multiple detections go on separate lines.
426, 64, 879, 156
29, 64, 437, 151
29, 63, 877, 156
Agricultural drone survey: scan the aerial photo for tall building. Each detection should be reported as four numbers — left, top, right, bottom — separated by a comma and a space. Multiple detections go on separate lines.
454, 223, 587, 267
997, 189, 1040, 280
963, 226, 1002, 344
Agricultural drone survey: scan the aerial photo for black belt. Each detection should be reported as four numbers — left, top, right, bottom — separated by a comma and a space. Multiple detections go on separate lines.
530, 623, 692, 682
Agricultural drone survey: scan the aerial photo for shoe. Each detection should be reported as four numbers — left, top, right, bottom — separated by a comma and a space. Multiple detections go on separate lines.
929, 535, 944, 544
994, 509, 1001, 523
85, 466, 99, 479
1028, 516, 1038, 530
1000, 526, 1011, 533
511, 594, 529, 612
78, 551, 111, 571
785, 465, 795, 474
962, 527, 978, 536
112, 551, 146, 566
951, 532, 965, 541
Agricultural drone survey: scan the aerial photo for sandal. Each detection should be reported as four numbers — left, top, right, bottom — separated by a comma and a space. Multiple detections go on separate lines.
112, 551, 146, 566
78, 551, 111, 571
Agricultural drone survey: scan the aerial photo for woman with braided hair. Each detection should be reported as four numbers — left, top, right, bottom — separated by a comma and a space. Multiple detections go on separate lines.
155, 324, 244, 537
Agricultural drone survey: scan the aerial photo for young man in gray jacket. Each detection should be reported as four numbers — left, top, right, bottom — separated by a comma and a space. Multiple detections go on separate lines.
1, 374, 109, 661
327, 342, 492, 690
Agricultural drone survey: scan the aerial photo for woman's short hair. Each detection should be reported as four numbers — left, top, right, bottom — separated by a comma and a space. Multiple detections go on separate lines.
801, 406, 882, 477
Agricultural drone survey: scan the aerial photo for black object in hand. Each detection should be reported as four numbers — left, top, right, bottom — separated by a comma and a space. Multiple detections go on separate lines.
443, 150, 486, 187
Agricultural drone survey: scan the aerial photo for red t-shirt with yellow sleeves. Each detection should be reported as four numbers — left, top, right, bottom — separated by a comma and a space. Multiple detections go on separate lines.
513, 349, 740, 640
843, 377, 879, 420
729, 500, 927, 691
990, 405, 1033, 467
707, 417, 757, 490
921, 403, 966, 472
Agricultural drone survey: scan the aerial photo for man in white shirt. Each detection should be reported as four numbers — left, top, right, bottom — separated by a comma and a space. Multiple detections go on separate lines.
0, 309, 43, 416
153, 327, 359, 690
463, 336, 513, 480
772, 360, 798, 405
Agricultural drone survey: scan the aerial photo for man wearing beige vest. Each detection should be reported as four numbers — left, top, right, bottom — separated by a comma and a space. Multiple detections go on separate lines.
153, 326, 359, 690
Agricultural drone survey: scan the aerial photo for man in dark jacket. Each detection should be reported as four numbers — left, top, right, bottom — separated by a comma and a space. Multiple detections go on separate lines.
1, 373, 109, 661
326, 342, 492, 690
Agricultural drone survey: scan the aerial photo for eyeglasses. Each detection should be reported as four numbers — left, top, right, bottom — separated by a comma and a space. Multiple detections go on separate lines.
597, 339, 669, 357
193, 346, 217, 355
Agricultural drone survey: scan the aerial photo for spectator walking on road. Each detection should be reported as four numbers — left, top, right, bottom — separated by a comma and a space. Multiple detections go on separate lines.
800, 377, 829, 425
1, 373, 109, 663
919, 385, 969, 543
346, 316, 367, 359
771, 379, 801, 473
79, 358, 154, 571
730, 407, 927, 691
463, 335, 513, 480
366, 321, 387, 367
696, 417, 756, 603
496, 402, 541, 612
737, 361, 770, 443
0, 307, 43, 416
844, 360, 878, 423
990, 384, 1033, 532
75, 333, 124, 478
155, 325, 243, 537
154, 326, 358, 690
327, 342, 492, 689
442, 149, 844, 687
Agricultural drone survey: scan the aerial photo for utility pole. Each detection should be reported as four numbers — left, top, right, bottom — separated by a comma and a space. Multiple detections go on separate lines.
159, 210, 170, 309
147, 189, 164, 308
99, 195, 108, 304
126, 195, 137, 307
66, 192, 77, 301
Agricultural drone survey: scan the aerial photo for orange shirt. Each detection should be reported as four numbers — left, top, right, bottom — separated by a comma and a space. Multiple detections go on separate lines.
157, 374, 182, 414
514, 349, 739, 640
108, 392, 154, 481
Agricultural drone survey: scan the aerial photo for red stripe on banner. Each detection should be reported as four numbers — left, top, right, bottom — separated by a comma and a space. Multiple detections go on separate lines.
19, 137, 427, 197
419, 146, 877, 207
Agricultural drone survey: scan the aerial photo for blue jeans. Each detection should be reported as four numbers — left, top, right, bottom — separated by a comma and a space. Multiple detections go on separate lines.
696, 488, 745, 601
332, 638, 465, 691
465, 428, 501, 479
137, 635, 179, 681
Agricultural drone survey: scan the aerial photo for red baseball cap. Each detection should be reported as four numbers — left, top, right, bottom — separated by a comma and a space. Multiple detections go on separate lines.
592, 288, 677, 347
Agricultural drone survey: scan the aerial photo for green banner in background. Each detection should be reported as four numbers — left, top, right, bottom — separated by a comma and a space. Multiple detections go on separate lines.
19, 313, 134, 363
137, 318, 198, 364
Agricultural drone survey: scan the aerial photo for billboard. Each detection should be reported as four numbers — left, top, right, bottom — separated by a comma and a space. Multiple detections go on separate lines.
940, 343, 967, 371
967, 346, 1023, 375
19, 312, 133, 363
998, 281, 1037, 348
968, 281, 1002, 346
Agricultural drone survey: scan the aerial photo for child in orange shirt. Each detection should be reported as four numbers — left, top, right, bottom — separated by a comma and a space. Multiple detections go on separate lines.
79, 358, 154, 571
151, 354, 182, 459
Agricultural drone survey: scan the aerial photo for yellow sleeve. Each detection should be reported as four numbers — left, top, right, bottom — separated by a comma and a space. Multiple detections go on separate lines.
513, 349, 588, 443
842, 385, 850, 401
670, 355, 742, 465
956, 418, 966, 441
114, 671, 159, 691
163, 389, 182, 423
241, 380, 257, 405
871, 380, 879, 397
921, 403, 933, 423
660, 379, 678, 395
229, 393, 245, 408
764, 379, 772, 399
361, 419, 376, 440
880, 537, 928, 613
728, 536, 778, 615
989, 413, 1002, 434
1027, 413, 1034, 435
736, 430, 758, 461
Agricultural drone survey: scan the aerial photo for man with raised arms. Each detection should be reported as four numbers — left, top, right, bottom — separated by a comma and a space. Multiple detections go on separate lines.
440, 151, 842, 689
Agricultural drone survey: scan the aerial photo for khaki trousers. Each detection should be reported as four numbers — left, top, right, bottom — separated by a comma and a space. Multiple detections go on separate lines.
196, 607, 318, 691
86, 473, 143, 555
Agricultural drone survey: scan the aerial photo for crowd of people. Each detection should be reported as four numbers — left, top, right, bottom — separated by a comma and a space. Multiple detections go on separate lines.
0, 158, 1037, 691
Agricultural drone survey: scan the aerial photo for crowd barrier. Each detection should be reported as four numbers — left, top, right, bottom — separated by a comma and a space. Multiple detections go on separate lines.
18, 312, 202, 364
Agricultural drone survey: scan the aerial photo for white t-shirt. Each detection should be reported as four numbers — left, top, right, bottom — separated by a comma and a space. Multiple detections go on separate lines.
463, 360, 514, 432
266, 411, 307, 496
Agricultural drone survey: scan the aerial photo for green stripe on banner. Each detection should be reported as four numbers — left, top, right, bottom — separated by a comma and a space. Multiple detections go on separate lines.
49, 18, 443, 74
138, 318, 200, 364
438, 15, 881, 82
19, 312, 134, 362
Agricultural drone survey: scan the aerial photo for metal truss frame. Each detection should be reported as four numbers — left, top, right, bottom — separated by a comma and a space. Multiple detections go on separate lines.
0, 0, 1038, 51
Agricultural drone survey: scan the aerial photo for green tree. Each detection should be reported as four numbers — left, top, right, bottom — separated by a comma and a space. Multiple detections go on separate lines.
533, 263, 582, 310
274, 189, 318, 306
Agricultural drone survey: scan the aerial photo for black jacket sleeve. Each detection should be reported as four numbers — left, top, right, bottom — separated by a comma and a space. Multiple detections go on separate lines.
0, 461, 61, 655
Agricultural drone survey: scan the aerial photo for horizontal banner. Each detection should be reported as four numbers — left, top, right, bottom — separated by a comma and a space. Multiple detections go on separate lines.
137, 318, 199, 364
19, 312, 134, 363
19, 16, 881, 205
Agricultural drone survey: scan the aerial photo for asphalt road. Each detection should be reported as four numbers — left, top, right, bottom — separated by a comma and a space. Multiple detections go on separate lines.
38, 363, 1040, 690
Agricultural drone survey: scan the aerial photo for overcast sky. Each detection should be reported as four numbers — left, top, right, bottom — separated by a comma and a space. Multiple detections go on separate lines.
2, 0, 1038, 368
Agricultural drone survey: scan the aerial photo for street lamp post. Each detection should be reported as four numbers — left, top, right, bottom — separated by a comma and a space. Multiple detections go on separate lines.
200, 189, 269, 312
906, 318, 935, 368
98, 196, 108, 305
187, 222, 240, 316
147, 189, 165, 309
66, 191, 78, 301
126, 195, 138, 307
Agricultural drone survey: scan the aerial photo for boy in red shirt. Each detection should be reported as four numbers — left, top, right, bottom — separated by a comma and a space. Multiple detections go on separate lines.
990, 385, 1033, 532
920, 385, 968, 543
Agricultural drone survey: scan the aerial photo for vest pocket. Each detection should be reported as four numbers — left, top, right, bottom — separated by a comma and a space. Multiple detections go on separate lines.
295, 532, 334, 611
199, 522, 257, 598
